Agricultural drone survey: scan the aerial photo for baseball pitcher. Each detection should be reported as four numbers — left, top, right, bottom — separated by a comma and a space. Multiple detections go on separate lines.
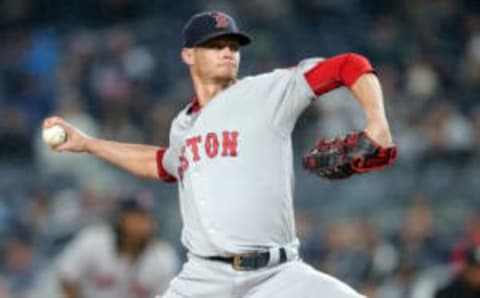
43, 11, 397, 298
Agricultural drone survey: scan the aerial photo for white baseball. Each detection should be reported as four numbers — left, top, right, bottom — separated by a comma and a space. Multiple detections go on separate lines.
42, 125, 67, 146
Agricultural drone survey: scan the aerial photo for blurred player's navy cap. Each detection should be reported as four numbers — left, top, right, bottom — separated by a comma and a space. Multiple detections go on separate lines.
183, 11, 251, 48
117, 194, 153, 214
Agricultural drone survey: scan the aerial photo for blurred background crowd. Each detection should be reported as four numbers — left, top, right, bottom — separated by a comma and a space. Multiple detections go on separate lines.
0, 0, 480, 297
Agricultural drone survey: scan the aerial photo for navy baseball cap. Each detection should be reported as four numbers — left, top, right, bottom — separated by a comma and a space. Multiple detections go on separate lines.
117, 195, 153, 214
183, 11, 251, 48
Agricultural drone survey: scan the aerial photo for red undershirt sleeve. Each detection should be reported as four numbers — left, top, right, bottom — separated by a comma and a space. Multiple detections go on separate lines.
156, 148, 177, 183
303, 53, 375, 96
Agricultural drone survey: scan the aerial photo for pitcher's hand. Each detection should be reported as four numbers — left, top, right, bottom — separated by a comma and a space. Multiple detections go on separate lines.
42, 116, 92, 153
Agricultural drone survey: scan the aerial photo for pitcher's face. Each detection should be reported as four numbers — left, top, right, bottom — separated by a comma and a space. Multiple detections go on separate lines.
183, 36, 240, 84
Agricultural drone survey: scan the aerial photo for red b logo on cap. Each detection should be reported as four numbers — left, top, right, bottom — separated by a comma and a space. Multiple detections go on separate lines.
212, 12, 229, 28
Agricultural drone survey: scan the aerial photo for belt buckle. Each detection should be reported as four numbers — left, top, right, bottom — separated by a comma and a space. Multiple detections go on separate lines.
233, 253, 255, 271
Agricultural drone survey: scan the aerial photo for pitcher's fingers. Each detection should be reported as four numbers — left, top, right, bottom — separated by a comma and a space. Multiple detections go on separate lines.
43, 116, 64, 128
52, 141, 69, 152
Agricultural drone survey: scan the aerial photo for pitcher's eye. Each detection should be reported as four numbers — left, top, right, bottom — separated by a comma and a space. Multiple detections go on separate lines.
201, 43, 224, 50
200, 40, 240, 51
228, 43, 239, 52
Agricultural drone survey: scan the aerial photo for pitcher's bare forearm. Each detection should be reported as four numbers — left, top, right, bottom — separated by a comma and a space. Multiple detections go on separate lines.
42, 116, 164, 180
351, 73, 393, 147
85, 138, 160, 179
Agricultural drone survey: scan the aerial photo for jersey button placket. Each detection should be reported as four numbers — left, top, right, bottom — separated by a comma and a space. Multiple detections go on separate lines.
192, 170, 206, 207
191, 169, 217, 237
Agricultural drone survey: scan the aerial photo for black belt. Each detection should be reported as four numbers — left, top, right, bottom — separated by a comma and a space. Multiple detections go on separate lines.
206, 247, 288, 271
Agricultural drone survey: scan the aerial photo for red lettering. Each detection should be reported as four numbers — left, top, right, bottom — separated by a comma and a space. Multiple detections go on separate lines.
205, 133, 219, 158
222, 131, 239, 156
177, 146, 188, 182
179, 132, 239, 179
186, 136, 202, 161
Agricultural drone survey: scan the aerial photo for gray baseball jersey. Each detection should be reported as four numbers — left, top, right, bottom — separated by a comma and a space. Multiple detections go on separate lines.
159, 57, 367, 297
57, 225, 179, 298
161, 58, 321, 257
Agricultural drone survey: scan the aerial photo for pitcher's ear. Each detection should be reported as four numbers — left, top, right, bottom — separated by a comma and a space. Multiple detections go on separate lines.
181, 48, 194, 65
